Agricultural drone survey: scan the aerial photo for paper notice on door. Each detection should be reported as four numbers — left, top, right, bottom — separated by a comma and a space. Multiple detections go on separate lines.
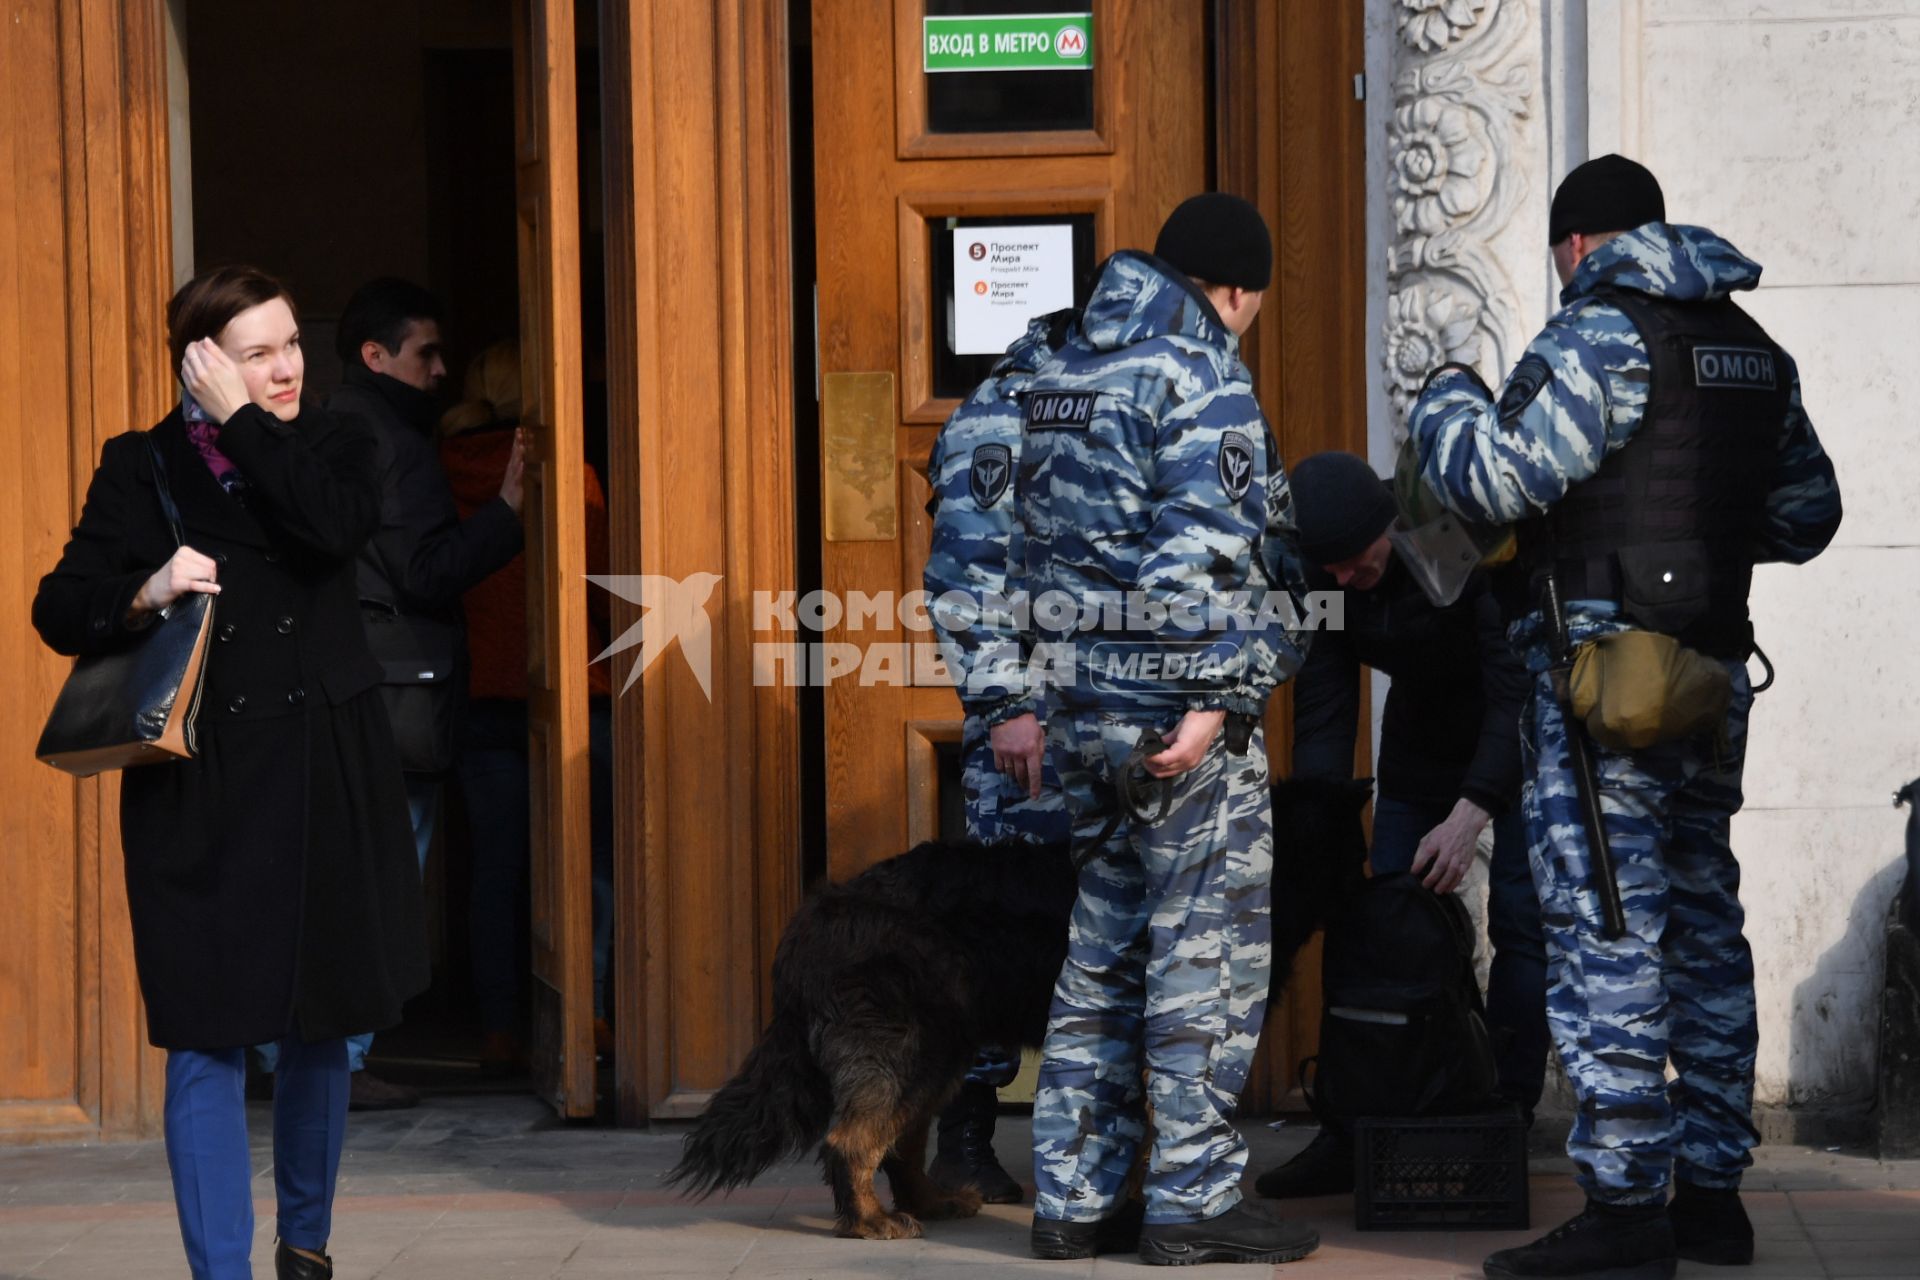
952, 224, 1075, 357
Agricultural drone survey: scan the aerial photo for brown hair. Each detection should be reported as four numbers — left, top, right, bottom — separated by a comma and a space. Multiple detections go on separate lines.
166, 265, 296, 370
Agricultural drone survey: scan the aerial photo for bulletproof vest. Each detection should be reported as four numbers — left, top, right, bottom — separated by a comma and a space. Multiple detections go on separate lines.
1522, 290, 1789, 659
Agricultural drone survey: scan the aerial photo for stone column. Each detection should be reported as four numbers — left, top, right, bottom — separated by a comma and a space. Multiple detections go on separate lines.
1380, 0, 1549, 440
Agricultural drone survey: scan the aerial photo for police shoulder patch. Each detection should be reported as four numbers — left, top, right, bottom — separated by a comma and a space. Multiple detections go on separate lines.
968, 442, 1012, 507
1497, 354, 1553, 429
1024, 389, 1097, 431
1218, 430, 1255, 502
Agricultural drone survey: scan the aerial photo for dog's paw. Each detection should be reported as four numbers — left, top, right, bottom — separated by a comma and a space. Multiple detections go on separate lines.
913, 1185, 983, 1221
837, 1210, 923, 1240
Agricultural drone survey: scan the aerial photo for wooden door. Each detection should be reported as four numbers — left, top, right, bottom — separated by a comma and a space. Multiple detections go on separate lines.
1216, 0, 1369, 1109
599, 0, 801, 1124
512, 0, 595, 1119
811, 1, 1367, 1113
814, 0, 1208, 878
0, 0, 172, 1143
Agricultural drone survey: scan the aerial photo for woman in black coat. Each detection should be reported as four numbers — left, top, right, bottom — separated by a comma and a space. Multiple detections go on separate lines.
32, 266, 426, 1280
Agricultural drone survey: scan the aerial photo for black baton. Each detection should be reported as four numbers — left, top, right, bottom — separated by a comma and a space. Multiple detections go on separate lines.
1545, 572, 1628, 940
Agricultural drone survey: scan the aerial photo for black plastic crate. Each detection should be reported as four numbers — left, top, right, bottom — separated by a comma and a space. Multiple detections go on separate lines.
1353, 1113, 1530, 1231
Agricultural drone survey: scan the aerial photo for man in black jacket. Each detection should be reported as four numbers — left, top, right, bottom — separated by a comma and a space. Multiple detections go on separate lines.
1254, 450, 1546, 1197
283, 279, 523, 1110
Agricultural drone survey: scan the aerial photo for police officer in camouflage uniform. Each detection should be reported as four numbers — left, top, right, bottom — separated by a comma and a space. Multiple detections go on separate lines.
1408, 156, 1843, 1280
1019, 195, 1319, 1267
923, 308, 1079, 1204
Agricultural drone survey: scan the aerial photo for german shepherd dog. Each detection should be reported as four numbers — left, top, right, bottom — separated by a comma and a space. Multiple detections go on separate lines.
666, 777, 1370, 1240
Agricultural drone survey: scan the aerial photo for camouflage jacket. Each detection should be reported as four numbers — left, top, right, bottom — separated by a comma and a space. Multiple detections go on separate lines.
1408, 222, 1842, 651
1243, 427, 1314, 713
1017, 251, 1310, 714
924, 312, 1071, 726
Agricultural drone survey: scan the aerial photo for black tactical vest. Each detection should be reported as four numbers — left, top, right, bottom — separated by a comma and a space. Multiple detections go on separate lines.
1522, 290, 1790, 659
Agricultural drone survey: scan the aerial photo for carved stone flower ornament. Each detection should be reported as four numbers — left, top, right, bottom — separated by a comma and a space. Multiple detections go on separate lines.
1391, 97, 1489, 235
1386, 285, 1482, 407
1398, 0, 1490, 53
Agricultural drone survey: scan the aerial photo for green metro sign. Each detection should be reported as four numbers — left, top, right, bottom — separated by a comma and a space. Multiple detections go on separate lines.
923, 13, 1095, 73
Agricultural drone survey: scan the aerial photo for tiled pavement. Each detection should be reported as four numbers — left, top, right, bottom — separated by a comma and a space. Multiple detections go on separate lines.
1, 1095, 1916, 1278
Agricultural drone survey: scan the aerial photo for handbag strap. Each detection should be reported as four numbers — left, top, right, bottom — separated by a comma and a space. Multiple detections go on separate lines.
145, 432, 186, 549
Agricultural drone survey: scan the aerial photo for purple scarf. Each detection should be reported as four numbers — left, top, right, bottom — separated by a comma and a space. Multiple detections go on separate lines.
182, 394, 245, 494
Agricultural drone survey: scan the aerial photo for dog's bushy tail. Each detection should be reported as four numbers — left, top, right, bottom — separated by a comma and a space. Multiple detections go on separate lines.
666, 1008, 829, 1198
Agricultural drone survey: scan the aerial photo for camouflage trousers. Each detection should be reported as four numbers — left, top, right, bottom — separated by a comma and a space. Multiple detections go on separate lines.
960, 716, 1071, 1087
1523, 663, 1759, 1204
960, 715, 1073, 847
1032, 711, 1272, 1225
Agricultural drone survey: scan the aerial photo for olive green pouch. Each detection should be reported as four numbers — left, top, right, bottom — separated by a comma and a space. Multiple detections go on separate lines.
1568, 630, 1732, 750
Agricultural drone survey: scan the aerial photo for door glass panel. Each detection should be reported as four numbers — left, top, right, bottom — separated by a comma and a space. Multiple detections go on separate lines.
925, 1, 1094, 135
930, 212, 1095, 399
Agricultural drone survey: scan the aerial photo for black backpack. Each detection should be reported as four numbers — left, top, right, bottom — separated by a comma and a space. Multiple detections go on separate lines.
1303, 872, 1502, 1128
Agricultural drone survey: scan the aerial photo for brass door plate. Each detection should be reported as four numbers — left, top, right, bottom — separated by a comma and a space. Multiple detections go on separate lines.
822, 371, 898, 542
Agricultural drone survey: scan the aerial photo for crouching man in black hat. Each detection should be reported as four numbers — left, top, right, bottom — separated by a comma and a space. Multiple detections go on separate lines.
1251, 451, 1547, 1199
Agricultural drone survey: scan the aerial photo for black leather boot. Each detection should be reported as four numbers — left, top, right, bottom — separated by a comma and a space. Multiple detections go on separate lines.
1670, 1181, 1754, 1266
275, 1240, 334, 1279
1030, 1199, 1146, 1260
1483, 1198, 1676, 1279
1137, 1200, 1320, 1266
929, 1081, 1022, 1204
1252, 1128, 1355, 1199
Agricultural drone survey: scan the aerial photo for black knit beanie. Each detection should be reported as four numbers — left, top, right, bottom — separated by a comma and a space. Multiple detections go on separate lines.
1549, 154, 1665, 244
1291, 451, 1399, 567
1154, 194, 1273, 291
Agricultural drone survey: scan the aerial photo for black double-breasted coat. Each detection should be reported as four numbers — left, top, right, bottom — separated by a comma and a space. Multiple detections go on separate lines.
32, 403, 429, 1051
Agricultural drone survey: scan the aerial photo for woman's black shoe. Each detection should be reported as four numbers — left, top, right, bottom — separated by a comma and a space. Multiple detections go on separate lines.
1670, 1182, 1754, 1265
1137, 1201, 1320, 1266
1483, 1199, 1676, 1279
275, 1240, 334, 1279
1030, 1200, 1145, 1260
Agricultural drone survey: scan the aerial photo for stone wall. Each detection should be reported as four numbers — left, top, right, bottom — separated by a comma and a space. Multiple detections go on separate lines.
1587, 0, 1920, 1125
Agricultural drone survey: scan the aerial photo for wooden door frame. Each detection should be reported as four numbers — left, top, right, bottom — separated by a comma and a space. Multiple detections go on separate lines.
1, 0, 175, 1143
601, 0, 801, 1124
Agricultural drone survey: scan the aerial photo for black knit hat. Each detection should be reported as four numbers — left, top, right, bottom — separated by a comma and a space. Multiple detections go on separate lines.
1549, 155, 1665, 245
1291, 451, 1399, 567
1154, 194, 1273, 291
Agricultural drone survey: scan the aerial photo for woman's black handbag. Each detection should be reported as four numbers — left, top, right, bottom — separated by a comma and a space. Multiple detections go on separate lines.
36, 435, 218, 777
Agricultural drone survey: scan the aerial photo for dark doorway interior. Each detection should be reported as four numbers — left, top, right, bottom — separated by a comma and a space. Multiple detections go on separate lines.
789, 0, 827, 893
183, 0, 613, 1111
